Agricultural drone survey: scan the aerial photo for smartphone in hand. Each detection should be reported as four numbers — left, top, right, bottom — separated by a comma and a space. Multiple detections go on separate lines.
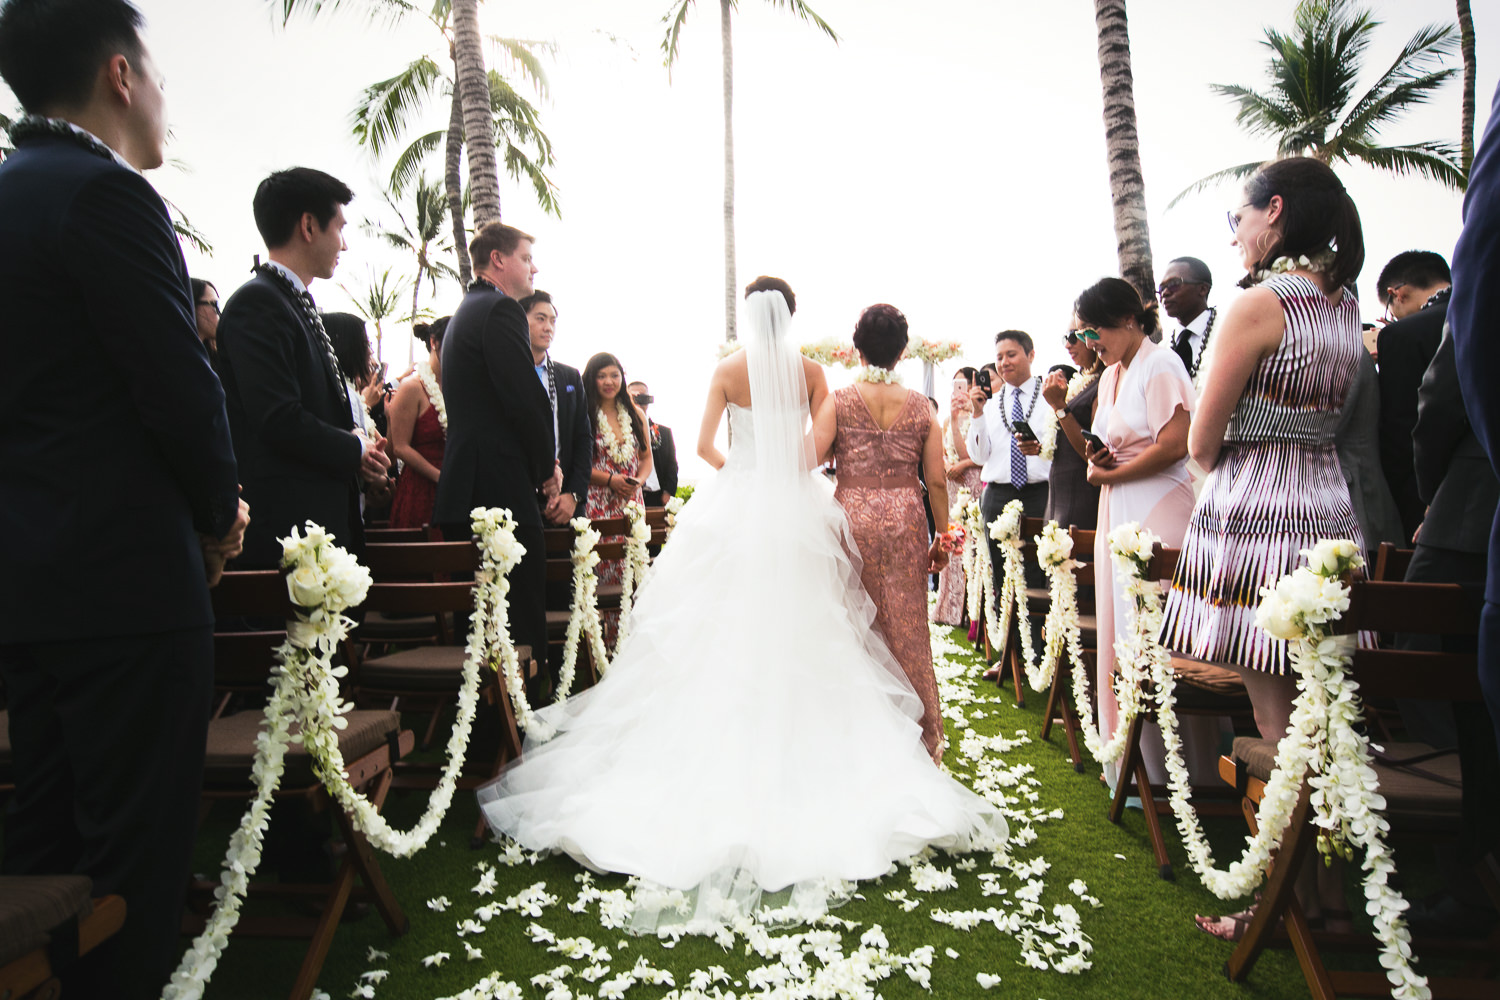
1079, 430, 1109, 455
975, 368, 993, 398
1012, 419, 1039, 442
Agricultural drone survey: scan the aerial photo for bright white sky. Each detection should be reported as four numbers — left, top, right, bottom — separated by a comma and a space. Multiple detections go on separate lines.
10, 0, 1495, 480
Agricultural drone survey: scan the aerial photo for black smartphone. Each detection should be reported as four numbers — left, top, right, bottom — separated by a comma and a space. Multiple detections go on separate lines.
975, 368, 993, 397
1079, 430, 1108, 453
1012, 419, 1038, 442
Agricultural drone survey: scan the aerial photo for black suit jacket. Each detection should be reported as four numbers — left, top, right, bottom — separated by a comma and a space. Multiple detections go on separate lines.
216, 272, 364, 568
553, 360, 592, 503
0, 136, 239, 642
650, 422, 679, 500
1453, 79, 1500, 602
1377, 291, 1449, 539
433, 285, 554, 527
1413, 326, 1500, 555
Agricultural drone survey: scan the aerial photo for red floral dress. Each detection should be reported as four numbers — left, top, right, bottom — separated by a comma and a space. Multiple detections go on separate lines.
585, 411, 644, 644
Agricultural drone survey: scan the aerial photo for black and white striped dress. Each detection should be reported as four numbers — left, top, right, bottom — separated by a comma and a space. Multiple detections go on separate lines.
1159, 273, 1364, 675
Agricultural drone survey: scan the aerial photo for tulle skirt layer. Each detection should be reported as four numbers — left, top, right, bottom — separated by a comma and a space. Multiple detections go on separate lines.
477, 464, 1007, 931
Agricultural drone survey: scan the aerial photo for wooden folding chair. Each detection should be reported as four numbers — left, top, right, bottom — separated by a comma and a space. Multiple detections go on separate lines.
196, 570, 414, 1000
1107, 544, 1252, 880
1220, 579, 1500, 999
992, 516, 1047, 708
0, 707, 12, 797
0, 877, 125, 1000
1040, 527, 1098, 773
1372, 542, 1414, 584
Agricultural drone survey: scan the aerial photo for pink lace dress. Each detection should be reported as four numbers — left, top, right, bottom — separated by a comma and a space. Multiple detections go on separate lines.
832, 386, 943, 759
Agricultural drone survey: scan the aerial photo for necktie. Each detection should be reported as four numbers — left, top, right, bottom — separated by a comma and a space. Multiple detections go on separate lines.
1010, 388, 1027, 490
1173, 328, 1194, 372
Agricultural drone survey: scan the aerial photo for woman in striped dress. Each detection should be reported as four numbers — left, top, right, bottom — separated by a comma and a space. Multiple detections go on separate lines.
1158, 156, 1365, 938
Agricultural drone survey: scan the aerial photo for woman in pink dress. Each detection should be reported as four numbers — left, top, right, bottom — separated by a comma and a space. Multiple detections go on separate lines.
1074, 278, 1220, 791
932, 367, 982, 626
583, 352, 652, 643
814, 304, 952, 761
387, 318, 449, 528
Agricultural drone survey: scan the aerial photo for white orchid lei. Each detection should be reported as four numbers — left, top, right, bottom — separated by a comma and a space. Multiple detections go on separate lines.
1032, 522, 1086, 694
1031, 403, 1060, 463
1153, 538, 1431, 999
987, 500, 1038, 679
1065, 370, 1097, 404
1063, 523, 1164, 766
415, 359, 447, 432
560, 516, 611, 687
612, 501, 653, 656
1253, 248, 1337, 285
854, 365, 903, 385
598, 397, 639, 467
961, 495, 1003, 656
664, 494, 686, 538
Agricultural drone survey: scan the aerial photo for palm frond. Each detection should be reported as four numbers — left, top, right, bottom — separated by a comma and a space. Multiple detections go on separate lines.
488, 70, 555, 166
339, 266, 410, 324
164, 198, 214, 255
387, 130, 445, 197
1340, 139, 1467, 191
1209, 83, 1301, 139
499, 140, 562, 218
1166, 160, 1266, 210
659, 0, 696, 70
268, 0, 417, 28
766, 0, 839, 43
1338, 22, 1458, 142
349, 56, 442, 159
486, 36, 556, 101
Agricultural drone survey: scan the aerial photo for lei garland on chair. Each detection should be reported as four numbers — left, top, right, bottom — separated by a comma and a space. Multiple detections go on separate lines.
1152, 538, 1430, 1000
987, 499, 1039, 678
1032, 522, 1086, 693
1064, 522, 1165, 766
164, 519, 495, 999
959, 494, 1002, 652
613, 501, 653, 656
663, 494, 686, 536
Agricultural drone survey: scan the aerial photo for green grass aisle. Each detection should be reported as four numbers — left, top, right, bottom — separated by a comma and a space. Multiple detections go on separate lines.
198, 625, 1316, 1000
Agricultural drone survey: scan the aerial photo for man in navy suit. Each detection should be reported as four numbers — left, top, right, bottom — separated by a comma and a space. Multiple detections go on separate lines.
520, 289, 592, 525
1452, 77, 1500, 753
217, 167, 392, 569
434, 223, 555, 679
0, 2, 247, 995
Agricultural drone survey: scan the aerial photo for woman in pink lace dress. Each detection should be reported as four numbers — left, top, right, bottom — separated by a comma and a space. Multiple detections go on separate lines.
932, 367, 982, 625
815, 305, 952, 761
583, 352, 652, 643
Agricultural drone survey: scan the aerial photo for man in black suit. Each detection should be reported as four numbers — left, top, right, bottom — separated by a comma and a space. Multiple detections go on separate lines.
1453, 78, 1500, 756
434, 223, 555, 677
520, 289, 591, 525
628, 380, 679, 506
217, 168, 391, 568
1158, 256, 1216, 384
1404, 323, 1500, 931
0, 3, 248, 996
1375, 250, 1452, 542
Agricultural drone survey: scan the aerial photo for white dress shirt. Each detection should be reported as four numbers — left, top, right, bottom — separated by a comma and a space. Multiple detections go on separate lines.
1174, 307, 1212, 371
967, 377, 1053, 486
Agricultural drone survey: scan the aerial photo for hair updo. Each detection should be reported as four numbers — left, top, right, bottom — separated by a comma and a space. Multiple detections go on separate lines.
852, 303, 909, 369
743, 275, 796, 315
1073, 277, 1160, 339
1239, 156, 1364, 291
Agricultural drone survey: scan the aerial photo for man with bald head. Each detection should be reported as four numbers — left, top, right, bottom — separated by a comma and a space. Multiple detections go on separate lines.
1158, 256, 1216, 384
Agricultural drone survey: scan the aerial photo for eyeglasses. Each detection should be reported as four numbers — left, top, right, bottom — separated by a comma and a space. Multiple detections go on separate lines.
1072, 327, 1100, 342
197, 300, 219, 314
1227, 203, 1253, 235
1157, 278, 1205, 296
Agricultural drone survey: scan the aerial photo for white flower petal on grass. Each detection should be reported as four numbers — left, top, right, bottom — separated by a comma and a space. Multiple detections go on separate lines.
945, 947, 960, 959
463, 942, 483, 961
359, 970, 389, 983
365, 948, 388, 962
422, 951, 450, 968
976, 972, 1002, 989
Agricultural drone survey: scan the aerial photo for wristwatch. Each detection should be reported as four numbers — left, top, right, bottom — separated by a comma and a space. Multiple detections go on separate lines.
1055, 408, 1069, 421
572, 489, 587, 505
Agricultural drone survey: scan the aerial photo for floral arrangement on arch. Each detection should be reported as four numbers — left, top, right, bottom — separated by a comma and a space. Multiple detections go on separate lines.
1153, 538, 1431, 999
800, 337, 860, 368
905, 337, 964, 365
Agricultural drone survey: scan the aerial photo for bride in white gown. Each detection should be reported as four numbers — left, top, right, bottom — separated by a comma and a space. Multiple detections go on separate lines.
477, 284, 1006, 932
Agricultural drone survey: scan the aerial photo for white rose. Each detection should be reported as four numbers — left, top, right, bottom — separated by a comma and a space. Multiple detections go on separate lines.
1255, 589, 1302, 641
287, 564, 329, 608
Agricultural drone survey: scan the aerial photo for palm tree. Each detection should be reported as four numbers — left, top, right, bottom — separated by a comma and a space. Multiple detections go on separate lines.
660, 0, 838, 342
1171, 0, 1464, 206
339, 266, 410, 365
1092, 0, 1155, 306
366, 174, 460, 364
270, 1, 556, 283
1456, 0, 1476, 176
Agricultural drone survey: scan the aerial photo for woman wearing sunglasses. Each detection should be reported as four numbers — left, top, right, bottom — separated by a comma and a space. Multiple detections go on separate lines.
1039, 323, 1105, 532
1071, 278, 1206, 799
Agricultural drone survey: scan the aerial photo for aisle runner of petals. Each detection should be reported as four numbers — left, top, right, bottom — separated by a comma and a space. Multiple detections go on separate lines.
327, 624, 1101, 999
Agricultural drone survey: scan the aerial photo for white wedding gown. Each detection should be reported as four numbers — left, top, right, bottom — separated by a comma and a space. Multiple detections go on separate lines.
477, 291, 1007, 932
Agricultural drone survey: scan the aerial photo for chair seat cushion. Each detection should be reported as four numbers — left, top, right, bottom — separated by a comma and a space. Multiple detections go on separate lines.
1231, 737, 1461, 827
1171, 656, 1249, 710
0, 875, 93, 966
354, 610, 450, 642
359, 646, 466, 690
204, 708, 402, 787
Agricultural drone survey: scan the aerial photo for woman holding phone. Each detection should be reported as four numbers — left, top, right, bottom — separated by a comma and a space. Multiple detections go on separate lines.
1072, 277, 1209, 793
584, 352, 653, 642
